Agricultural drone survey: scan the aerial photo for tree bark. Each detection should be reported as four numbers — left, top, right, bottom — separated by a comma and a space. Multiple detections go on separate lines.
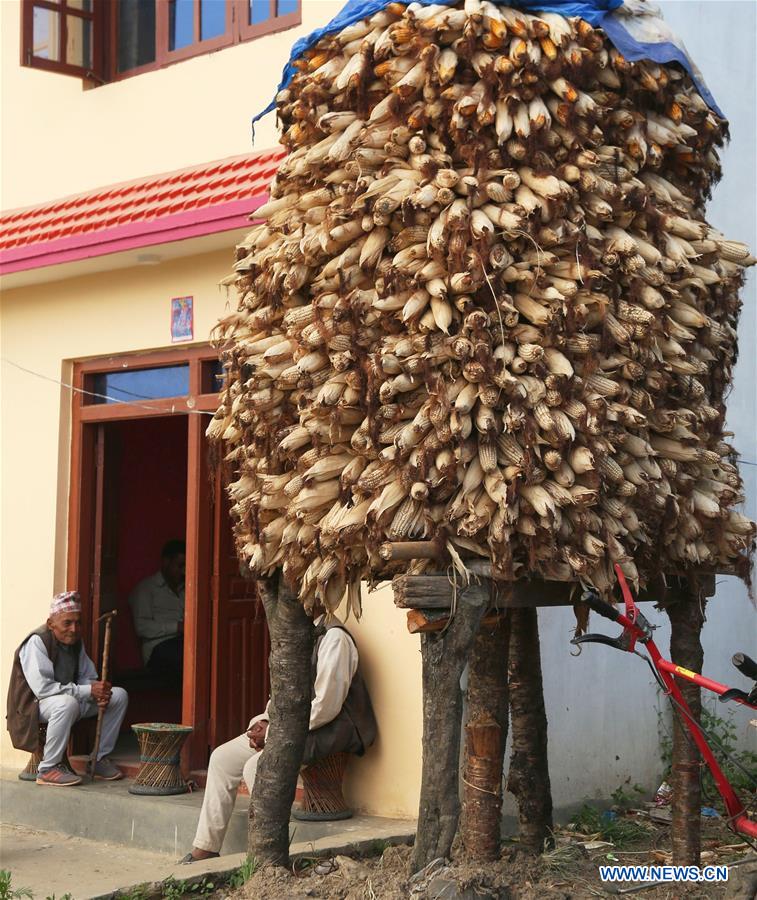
506, 606, 554, 853
665, 582, 706, 867
461, 613, 510, 861
410, 580, 490, 874
248, 573, 314, 867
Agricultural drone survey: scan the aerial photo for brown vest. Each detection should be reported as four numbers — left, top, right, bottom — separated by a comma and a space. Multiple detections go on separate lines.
302, 622, 378, 766
6, 626, 81, 752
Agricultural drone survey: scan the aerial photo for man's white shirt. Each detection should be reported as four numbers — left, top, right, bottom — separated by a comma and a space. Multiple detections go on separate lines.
249, 621, 358, 733
129, 572, 185, 664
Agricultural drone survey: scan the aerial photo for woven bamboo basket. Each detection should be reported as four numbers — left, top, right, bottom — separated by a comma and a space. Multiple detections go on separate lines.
128, 723, 193, 796
292, 752, 352, 822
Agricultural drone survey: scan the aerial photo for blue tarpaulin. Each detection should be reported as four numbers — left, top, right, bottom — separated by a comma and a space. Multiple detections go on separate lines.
252, 0, 721, 135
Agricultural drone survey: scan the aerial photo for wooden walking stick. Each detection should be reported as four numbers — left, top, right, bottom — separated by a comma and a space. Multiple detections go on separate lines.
87, 610, 117, 781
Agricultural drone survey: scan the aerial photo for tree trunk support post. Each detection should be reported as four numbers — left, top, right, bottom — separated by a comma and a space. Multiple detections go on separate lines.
462, 611, 511, 861
664, 578, 707, 867
249, 574, 315, 867
507, 606, 554, 853
401, 576, 490, 874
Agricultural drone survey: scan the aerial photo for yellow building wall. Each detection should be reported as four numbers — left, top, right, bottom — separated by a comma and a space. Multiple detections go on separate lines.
0, 255, 422, 818
0, 0, 343, 210
341, 585, 423, 818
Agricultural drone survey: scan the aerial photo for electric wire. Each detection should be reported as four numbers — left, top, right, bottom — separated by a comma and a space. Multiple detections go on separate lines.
1, 357, 217, 417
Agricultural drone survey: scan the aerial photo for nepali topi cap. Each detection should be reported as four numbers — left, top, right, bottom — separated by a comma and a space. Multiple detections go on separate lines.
50, 591, 81, 617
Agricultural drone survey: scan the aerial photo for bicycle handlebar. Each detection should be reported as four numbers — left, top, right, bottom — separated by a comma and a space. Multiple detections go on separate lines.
732, 652, 757, 682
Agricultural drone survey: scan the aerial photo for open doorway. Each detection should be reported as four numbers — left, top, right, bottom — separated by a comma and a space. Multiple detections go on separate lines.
68, 348, 271, 771
103, 415, 188, 743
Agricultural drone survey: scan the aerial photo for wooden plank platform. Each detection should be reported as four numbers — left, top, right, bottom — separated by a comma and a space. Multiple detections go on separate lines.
392, 571, 717, 611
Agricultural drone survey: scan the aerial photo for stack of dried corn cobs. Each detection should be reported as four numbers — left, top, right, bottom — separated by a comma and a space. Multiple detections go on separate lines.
208, 0, 756, 611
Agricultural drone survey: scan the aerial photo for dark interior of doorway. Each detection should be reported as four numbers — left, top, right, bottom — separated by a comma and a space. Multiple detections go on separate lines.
102, 415, 188, 735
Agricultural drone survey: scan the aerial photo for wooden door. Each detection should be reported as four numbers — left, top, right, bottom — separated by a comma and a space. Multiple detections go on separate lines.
208, 479, 270, 748
89, 424, 120, 663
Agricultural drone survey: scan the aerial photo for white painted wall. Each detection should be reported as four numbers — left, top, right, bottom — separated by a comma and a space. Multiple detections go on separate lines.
508, 0, 757, 818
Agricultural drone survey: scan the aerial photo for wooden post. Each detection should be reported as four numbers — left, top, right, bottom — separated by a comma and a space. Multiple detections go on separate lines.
506, 606, 554, 853
406, 577, 490, 873
664, 579, 707, 867
461, 612, 510, 861
248, 573, 314, 867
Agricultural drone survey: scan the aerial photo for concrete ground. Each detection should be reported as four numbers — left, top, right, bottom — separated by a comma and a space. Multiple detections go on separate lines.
1, 768, 414, 858
1, 818, 416, 900
1, 823, 176, 899
1, 768, 416, 899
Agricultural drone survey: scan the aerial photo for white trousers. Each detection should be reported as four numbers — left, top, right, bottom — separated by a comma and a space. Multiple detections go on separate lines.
37, 688, 129, 772
193, 733, 261, 853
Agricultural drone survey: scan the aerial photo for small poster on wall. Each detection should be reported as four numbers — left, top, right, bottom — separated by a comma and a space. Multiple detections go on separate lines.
171, 296, 194, 343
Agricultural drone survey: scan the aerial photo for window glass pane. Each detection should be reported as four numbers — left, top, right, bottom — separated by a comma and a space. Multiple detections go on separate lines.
277, 0, 298, 16
249, 0, 270, 25
33, 6, 60, 61
169, 0, 194, 51
66, 15, 92, 68
202, 359, 226, 393
89, 365, 190, 405
68, 0, 93, 11
118, 0, 156, 72
200, 0, 225, 40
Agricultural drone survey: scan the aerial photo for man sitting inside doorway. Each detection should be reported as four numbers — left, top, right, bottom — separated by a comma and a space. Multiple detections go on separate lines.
129, 539, 186, 682
7, 591, 128, 786
180, 614, 377, 862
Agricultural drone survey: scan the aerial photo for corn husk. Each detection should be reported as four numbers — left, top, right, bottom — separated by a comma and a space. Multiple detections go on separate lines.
208, 2, 755, 609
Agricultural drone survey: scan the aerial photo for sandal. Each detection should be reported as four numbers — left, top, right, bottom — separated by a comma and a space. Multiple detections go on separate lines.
178, 851, 220, 865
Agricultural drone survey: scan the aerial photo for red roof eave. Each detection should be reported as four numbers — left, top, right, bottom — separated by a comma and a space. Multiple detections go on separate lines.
0, 196, 267, 275
0, 149, 285, 276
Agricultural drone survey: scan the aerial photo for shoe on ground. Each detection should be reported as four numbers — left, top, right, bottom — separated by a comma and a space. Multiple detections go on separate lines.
94, 757, 123, 780
36, 765, 82, 787
178, 851, 220, 865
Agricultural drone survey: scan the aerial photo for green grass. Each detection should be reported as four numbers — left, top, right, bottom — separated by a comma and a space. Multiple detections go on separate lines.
609, 781, 646, 812
114, 886, 149, 900
0, 871, 33, 900
569, 804, 651, 848
159, 876, 217, 899
227, 856, 259, 890
658, 699, 757, 806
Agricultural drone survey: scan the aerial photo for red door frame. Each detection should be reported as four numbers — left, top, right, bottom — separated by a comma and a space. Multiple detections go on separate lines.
67, 345, 220, 770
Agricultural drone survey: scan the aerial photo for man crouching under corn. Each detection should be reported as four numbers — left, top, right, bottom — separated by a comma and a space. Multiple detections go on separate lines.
6, 591, 128, 786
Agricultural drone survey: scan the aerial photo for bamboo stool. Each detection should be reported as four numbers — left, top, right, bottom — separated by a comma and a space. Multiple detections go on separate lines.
128, 723, 193, 796
291, 752, 352, 821
19, 724, 72, 781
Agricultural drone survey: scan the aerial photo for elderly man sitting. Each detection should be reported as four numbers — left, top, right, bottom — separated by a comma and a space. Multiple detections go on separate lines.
180, 615, 377, 862
6, 591, 128, 786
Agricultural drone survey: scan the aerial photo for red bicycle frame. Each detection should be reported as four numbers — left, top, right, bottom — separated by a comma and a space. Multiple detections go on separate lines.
574, 564, 757, 840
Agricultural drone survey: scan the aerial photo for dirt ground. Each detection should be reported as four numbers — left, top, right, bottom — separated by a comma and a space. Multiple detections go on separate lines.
226, 815, 756, 900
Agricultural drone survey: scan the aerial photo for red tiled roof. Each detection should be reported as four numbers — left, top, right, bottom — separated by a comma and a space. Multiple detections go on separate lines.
0, 148, 286, 275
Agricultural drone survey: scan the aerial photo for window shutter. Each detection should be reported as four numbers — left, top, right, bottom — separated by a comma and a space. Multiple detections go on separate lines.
21, 0, 103, 81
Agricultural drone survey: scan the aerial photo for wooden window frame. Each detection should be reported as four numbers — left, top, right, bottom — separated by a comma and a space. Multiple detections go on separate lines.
21, 0, 104, 81
236, 0, 302, 43
21, 0, 302, 83
106, 0, 302, 83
